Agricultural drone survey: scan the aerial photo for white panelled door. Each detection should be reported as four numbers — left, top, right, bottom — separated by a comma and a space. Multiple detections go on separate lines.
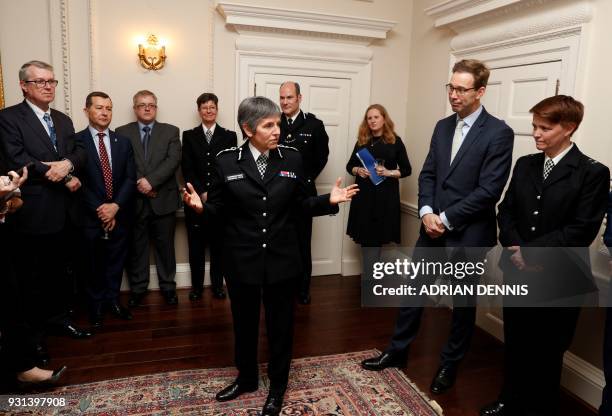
482, 61, 562, 166
254, 73, 352, 276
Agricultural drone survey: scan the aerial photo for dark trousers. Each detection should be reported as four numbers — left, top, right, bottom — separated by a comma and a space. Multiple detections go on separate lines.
185, 211, 224, 291
83, 224, 129, 309
226, 278, 296, 393
14, 230, 72, 342
501, 307, 580, 416
126, 200, 176, 293
297, 217, 313, 296
602, 307, 612, 416
0, 225, 37, 377
385, 243, 478, 366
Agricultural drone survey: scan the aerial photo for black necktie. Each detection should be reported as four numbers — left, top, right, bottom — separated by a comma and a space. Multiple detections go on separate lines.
287, 117, 293, 128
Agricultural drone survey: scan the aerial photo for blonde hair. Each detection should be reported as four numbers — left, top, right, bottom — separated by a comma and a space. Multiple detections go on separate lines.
357, 104, 396, 146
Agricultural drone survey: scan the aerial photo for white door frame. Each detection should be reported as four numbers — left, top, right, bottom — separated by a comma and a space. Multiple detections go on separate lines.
234, 36, 373, 276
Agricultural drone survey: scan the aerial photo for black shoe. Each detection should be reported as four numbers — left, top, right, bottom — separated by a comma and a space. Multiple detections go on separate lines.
107, 303, 133, 320
35, 344, 50, 367
480, 401, 506, 416
215, 381, 258, 402
189, 290, 203, 301
212, 287, 226, 299
262, 391, 284, 416
17, 366, 67, 391
430, 364, 457, 394
361, 352, 405, 371
58, 324, 92, 339
162, 291, 178, 305
89, 312, 104, 329
128, 292, 145, 308
298, 293, 311, 305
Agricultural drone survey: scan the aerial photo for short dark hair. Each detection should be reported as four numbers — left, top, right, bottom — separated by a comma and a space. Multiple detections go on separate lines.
530, 95, 584, 135
197, 93, 218, 108
237, 96, 280, 134
280, 81, 301, 96
452, 59, 490, 90
85, 91, 111, 108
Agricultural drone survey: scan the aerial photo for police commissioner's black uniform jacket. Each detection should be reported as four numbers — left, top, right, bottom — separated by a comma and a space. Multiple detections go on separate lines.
205, 141, 338, 285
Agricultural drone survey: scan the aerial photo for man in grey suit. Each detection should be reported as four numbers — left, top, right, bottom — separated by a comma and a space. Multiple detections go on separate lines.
116, 90, 181, 306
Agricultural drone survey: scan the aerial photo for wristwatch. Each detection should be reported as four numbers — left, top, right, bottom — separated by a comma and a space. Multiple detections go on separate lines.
63, 174, 73, 183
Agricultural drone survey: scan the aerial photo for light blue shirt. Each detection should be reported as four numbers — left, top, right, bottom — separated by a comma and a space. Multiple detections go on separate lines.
25, 99, 52, 136
419, 105, 484, 230
138, 121, 155, 142
88, 126, 112, 168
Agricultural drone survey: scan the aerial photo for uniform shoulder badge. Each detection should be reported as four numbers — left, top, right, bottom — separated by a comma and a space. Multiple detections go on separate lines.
216, 147, 238, 157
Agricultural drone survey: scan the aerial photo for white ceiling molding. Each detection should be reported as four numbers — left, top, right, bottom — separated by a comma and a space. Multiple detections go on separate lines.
450, 1, 592, 51
216, 2, 395, 43
425, 0, 552, 28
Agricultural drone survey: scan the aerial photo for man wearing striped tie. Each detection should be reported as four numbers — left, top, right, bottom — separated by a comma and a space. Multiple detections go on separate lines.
0, 60, 92, 363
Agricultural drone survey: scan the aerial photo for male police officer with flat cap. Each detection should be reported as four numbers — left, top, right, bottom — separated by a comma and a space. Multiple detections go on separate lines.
279, 81, 329, 304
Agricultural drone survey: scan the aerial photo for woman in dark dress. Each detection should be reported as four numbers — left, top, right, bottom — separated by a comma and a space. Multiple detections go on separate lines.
346, 104, 411, 275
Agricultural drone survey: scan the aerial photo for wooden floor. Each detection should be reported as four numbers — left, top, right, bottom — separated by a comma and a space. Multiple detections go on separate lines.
25, 276, 599, 415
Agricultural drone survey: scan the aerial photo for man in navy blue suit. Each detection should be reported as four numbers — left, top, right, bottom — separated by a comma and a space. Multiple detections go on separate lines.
361, 59, 515, 394
75, 91, 136, 328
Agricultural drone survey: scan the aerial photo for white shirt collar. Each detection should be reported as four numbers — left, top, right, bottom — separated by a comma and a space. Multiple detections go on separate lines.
25, 99, 50, 119
202, 123, 216, 135
285, 109, 301, 122
88, 126, 110, 139
248, 141, 269, 161
457, 105, 483, 127
545, 142, 574, 166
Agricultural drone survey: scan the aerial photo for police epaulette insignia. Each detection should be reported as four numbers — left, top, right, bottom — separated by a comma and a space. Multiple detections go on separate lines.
216, 147, 238, 157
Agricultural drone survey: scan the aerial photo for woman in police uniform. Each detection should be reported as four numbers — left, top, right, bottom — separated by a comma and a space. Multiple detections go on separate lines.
183, 96, 357, 416
481, 95, 610, 415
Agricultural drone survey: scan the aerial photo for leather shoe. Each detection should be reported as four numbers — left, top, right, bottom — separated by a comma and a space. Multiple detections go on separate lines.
58, 324, 92, 339
17, 366, 67, 391
298, 293, 311, 305
480, 401, 506, 416
215, 381, 258, 402
128, 292, 145, 308
108, 303, 132, 320
361, 352, 405, 371
89, 312, 103, 329
212, 287, 226, 299
35, 344, 50, 367
189, 290, 202, 301
262, 391, 284, 416
430, 364, 457, 394
162, 291, 178, 305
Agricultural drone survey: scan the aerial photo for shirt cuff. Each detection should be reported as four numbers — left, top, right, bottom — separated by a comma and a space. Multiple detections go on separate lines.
440, 212, 453, 230
419, 205, 433, 218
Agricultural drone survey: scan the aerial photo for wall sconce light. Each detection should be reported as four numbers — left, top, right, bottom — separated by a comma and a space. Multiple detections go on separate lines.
138, 34, 166, 71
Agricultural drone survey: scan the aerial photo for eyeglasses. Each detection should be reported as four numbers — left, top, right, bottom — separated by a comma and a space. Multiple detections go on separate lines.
135, 103, 158, 110
24, 79, 59, 88
446, 84, 476, 96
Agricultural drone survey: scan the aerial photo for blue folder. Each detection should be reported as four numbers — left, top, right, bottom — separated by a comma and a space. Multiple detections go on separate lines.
356, 148, 385, 186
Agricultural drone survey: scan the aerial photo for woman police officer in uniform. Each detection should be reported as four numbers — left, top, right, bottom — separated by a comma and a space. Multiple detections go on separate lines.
183, 96, 358, 416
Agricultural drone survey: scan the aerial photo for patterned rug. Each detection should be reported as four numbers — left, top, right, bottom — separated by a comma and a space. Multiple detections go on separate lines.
4, 350, 442, 415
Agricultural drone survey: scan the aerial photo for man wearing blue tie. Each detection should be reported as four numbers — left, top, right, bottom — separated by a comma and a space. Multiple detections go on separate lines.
361, 59, 515, 395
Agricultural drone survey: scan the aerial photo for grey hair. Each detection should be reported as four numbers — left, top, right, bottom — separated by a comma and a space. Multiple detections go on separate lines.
132, 89, 157, 105
237, 96, 280, 134
19, 60, 53, 82
280, 81, 301, 96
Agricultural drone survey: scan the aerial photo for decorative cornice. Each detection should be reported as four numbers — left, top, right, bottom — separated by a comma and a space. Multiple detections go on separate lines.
425, 0, 547, 28
0, 55, 5, 109
448, 0, 592, 51
236, 36, 373, 63
216, 2, 395, 43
